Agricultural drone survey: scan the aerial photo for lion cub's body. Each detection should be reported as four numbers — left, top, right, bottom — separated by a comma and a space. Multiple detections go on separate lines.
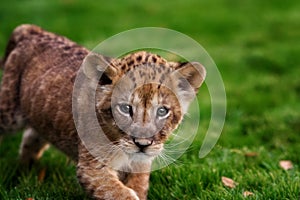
0, 25, 205, 199
0, 25, 88, 158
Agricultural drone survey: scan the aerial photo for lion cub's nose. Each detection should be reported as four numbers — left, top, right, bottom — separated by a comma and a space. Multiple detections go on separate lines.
133, 138, 153, 150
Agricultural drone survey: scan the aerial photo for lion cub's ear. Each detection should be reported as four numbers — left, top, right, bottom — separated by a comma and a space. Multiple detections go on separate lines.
175, 62, 206, 92
171, 62, 206, 113
83, 52, 118, 85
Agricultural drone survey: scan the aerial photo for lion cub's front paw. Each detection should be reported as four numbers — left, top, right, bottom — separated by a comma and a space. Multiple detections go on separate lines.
127, 188, 140, 200
93, 187, 139, 200
111, 188, 140, 200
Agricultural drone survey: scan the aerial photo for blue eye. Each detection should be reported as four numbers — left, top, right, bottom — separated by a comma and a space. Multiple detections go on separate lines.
157, 106, 169, 117
119, 104, 132, 115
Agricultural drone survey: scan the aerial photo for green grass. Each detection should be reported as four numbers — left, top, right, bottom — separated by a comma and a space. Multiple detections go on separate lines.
0, 0, 300, 199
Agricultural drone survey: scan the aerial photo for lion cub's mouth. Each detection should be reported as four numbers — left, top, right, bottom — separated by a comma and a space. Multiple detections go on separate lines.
120, 137, 163, 159
132, 137, 153, 152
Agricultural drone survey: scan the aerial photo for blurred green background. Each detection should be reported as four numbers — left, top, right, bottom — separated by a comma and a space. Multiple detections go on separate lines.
0, 0, 299, 199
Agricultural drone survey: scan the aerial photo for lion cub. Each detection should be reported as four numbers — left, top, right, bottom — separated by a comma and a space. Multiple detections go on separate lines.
0, 25, 206, 200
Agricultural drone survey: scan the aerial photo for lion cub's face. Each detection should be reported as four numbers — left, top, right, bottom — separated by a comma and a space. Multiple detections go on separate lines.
112, 83, 179, 160
111, 66, 182, 160
84, 52, 206, 161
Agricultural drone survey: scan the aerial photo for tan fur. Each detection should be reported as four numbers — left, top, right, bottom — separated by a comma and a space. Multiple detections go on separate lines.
0, 24, 206, 199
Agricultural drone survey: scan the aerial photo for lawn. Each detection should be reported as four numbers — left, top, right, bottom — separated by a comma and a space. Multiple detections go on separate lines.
0, 0, 299, 199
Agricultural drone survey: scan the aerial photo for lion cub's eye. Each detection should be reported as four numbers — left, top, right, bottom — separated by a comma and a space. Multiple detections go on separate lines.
118, 104, 133, 116
157, 106, 169, 118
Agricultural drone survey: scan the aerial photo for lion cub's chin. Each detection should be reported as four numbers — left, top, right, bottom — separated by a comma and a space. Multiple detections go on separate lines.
129, 151, 160, 162
120, 139, 164, 160
129, 153, 155, 162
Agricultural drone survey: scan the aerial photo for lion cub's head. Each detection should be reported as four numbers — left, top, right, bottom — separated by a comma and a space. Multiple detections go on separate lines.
83, 51, 206, 162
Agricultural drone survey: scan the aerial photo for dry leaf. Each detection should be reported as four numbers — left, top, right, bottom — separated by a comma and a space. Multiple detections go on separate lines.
38, 168, 46, 182
26, 198, 34, 200
243, 191, 254, 197
245, 152, 258, 157
221, 176, 238, 188
279, 160, 293, 170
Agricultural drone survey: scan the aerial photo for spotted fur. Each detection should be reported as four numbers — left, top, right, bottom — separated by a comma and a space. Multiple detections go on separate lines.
0, 24, 206, 200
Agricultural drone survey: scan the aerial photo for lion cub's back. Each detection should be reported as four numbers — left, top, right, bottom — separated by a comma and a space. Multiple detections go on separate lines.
12, 25, 89, 157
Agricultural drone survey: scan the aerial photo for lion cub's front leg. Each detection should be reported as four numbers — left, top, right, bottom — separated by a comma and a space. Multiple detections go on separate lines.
77, 143, 140, 200
124, 172, 150, 200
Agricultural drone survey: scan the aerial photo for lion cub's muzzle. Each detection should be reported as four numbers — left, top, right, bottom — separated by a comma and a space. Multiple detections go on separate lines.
132, 137, 153, 152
